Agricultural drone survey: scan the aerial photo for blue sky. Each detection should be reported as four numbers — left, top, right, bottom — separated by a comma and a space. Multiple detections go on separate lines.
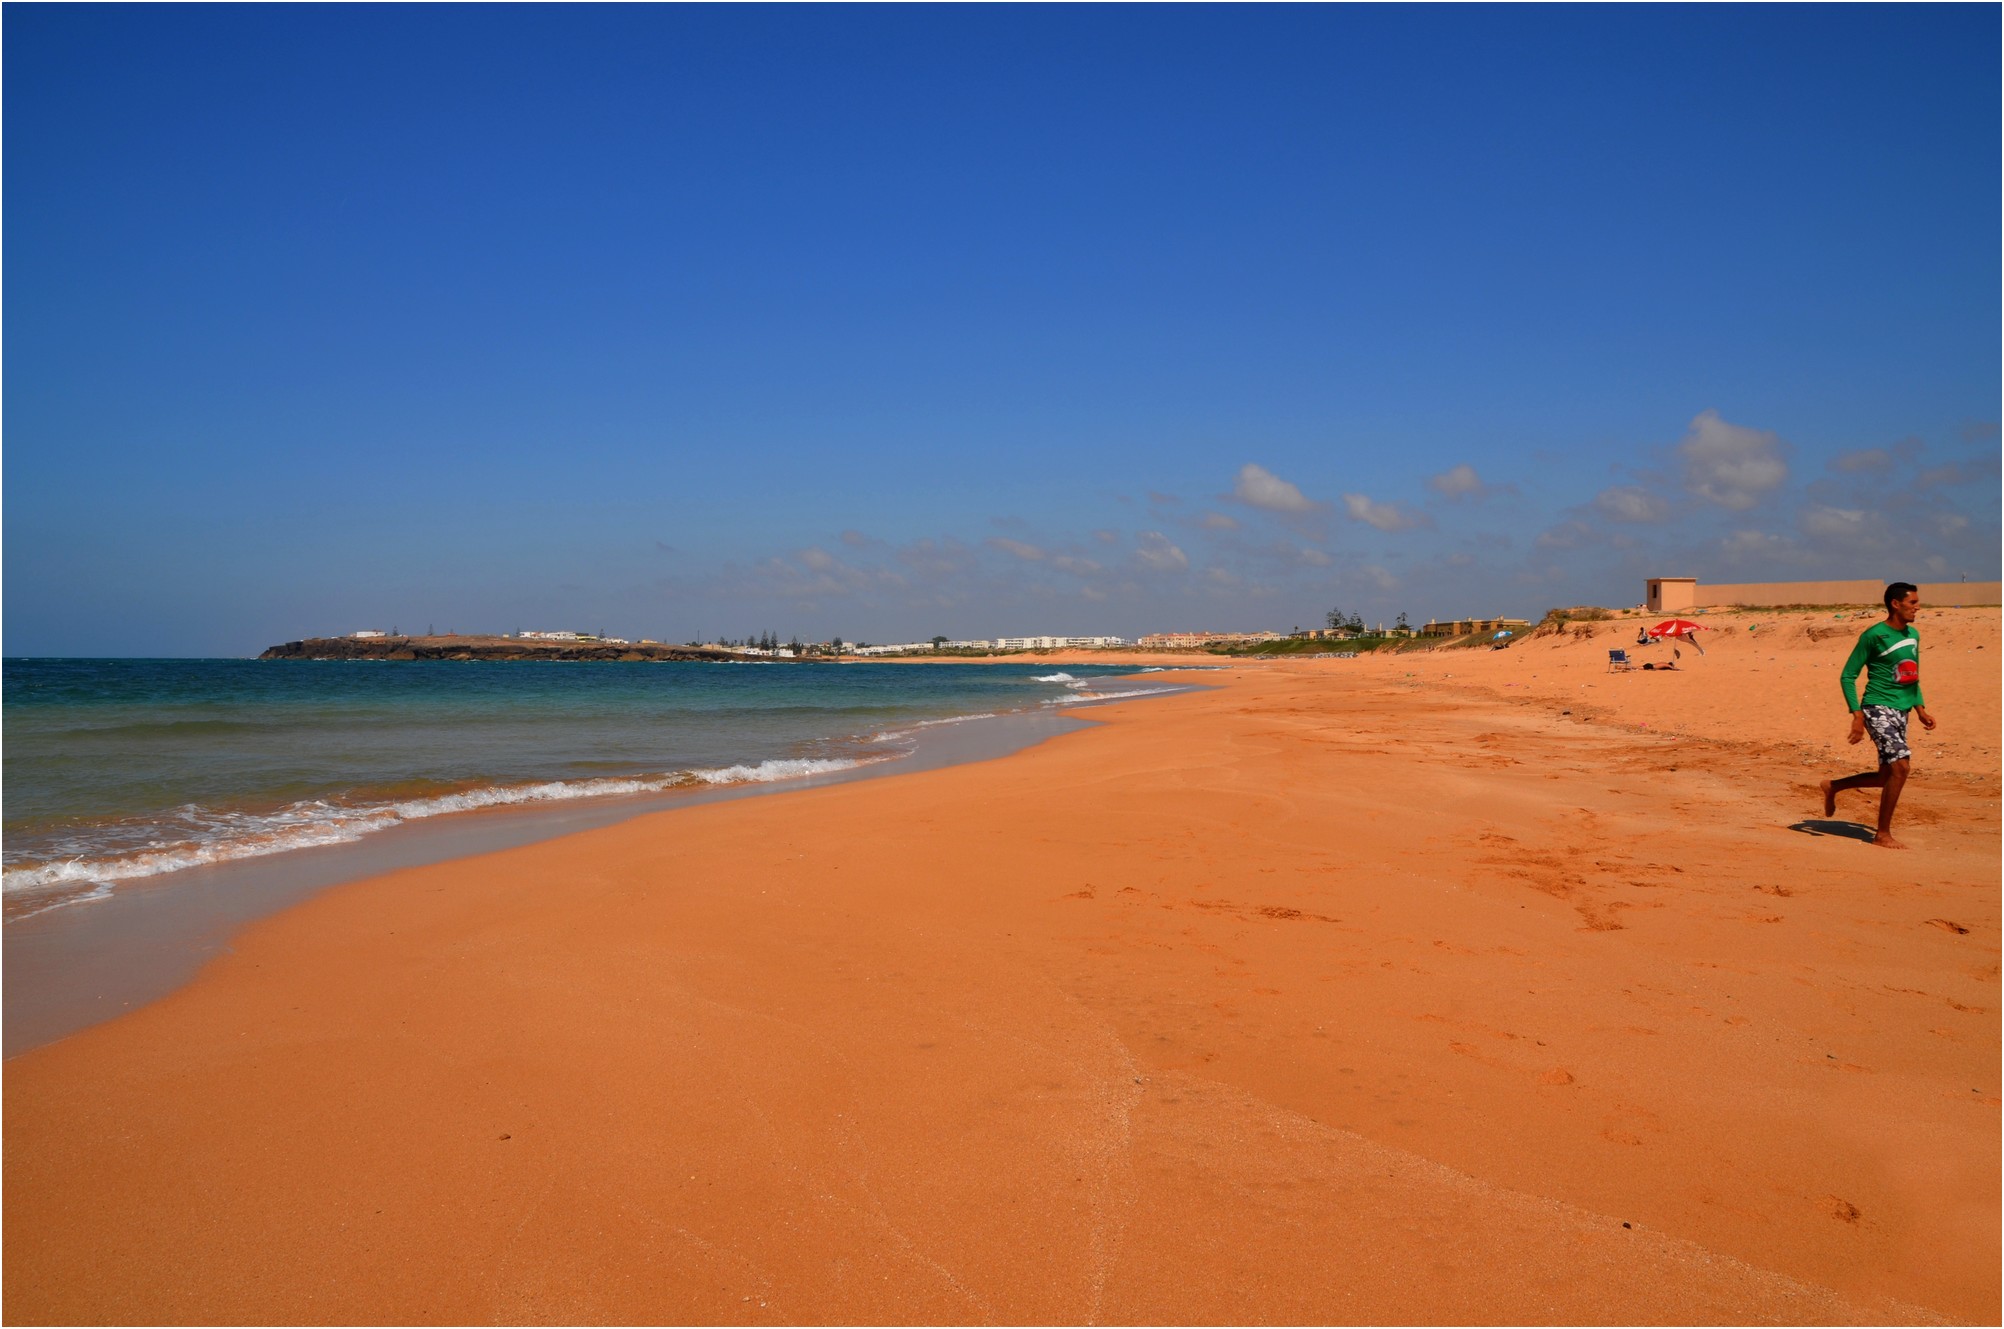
7, 4, 1997, 655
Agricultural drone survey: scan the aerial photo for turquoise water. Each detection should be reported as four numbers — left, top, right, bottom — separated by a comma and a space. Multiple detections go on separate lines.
3, 659, 1173, 919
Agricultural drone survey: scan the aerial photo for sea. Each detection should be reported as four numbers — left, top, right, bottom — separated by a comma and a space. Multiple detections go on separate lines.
3, 658, 1179, 924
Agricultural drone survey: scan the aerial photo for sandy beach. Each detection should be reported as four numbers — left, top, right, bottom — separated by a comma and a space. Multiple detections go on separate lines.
6, 610, 1998, 1325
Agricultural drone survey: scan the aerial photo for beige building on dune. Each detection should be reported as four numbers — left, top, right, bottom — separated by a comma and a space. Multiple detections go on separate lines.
1646, 577, 2001, 612
1418, 616, 1530, 638
1137, 630, 1284, 648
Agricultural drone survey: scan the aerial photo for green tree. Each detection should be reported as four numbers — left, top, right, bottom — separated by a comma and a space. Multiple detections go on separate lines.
1325, 606, 1344, 631
931, 635, 948, 650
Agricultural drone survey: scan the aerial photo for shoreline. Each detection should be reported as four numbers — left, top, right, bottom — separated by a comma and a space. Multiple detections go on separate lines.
5, 629, 1996, 1323
4, 682, 1195, 1057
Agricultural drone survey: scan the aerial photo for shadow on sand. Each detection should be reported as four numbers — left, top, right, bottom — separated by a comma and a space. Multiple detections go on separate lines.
1788, 819, 1878, 843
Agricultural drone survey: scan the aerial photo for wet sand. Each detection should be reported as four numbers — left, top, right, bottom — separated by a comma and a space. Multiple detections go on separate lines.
6, 612, 1997, 1324
2, 704, 1131, 1057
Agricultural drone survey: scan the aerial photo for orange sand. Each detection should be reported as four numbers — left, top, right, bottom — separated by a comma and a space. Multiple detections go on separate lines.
6, 609, 1998, 1324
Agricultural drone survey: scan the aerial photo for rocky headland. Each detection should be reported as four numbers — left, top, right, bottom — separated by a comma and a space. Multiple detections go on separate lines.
257, 635, 763, 663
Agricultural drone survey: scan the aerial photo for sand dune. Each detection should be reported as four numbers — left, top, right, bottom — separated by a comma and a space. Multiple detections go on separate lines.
6, 609, 1996, 1324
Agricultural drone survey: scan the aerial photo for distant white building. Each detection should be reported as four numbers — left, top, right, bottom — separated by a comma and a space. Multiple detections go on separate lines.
518, 630, 581, 641
993, 635, 1128, 650
1138, 630, 1280, 648
350, 630, 388, 639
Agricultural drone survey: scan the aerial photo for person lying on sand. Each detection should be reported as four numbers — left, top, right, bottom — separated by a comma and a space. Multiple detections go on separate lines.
1821, 582, 1936, 849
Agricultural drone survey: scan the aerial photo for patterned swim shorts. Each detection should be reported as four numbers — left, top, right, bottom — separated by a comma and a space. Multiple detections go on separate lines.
1860, 704, 1911, 765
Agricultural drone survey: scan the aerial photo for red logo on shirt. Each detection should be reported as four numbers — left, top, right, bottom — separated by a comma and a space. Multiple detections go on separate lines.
1895, 659, 1919, 685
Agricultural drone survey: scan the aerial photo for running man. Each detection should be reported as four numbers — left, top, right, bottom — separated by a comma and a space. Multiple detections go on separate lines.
1821, 582, 1936, 848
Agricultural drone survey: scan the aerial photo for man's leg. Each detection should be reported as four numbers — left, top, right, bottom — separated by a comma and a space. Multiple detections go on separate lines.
1822, 766, 1887, 815
1873, 758, 1911, 848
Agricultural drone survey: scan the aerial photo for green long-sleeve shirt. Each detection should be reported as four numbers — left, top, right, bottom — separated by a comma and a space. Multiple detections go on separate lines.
1840, 622, 1923, 712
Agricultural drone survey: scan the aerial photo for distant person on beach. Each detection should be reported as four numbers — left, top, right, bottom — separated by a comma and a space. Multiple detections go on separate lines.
1822, 582, 1935, 848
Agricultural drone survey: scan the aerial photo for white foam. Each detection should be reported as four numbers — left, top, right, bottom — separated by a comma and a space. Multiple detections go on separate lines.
1033, 672, 1077, 683
1042, 686, 1178, 706
690, 757, 866, 785
870, 712, 1000, 743
2, 757, 876, 913
7, 881, 116, 922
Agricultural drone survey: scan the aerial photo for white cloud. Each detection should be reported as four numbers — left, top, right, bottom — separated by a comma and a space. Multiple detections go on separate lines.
1593, 485, 1670, 523
1134, 531, 1189, 572
736, 547, 898, 601
1798, 504, 1869, 540
1233, 464, 1319, 514
1829, 448, 1891, 473
1297, 547, 1333, 567
986, 537, 1045, 562
1363, 564, 1397, 590
1719, 529, 1797, 562
1678, 409, 1788, 510
1050, 555, 1101, 576
1533, 519, 1596, 551
1918, 462, 1976, 488
1199, 512, 1239, 530
896, 537, 978, 580
1428, 464, 1483, 499
1341, 493, 1426, 532
1093, 529, 1119, 545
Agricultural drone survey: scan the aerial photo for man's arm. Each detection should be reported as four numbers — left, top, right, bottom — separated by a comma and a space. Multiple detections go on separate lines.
1912, 630, 1932, 728
1838, 632, 1871, 712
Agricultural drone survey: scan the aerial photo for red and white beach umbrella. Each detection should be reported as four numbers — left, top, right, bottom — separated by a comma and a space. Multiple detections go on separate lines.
1648, 619, 1705, 653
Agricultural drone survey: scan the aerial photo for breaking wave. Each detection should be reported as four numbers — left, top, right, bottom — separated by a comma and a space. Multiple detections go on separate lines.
1042, 686, 1178, 706
2, 756, 874, 919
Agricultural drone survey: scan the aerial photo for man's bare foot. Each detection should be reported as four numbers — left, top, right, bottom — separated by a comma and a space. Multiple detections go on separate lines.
1819, 780, 1836, 816
1872, 832, 1907, 849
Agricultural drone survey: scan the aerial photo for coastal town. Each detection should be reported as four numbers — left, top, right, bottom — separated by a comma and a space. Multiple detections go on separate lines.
280, 575, 2000, 663
310, 615, 1536, 659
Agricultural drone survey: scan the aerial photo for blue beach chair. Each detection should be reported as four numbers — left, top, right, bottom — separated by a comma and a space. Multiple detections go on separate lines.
1607, 649, 1635, 672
